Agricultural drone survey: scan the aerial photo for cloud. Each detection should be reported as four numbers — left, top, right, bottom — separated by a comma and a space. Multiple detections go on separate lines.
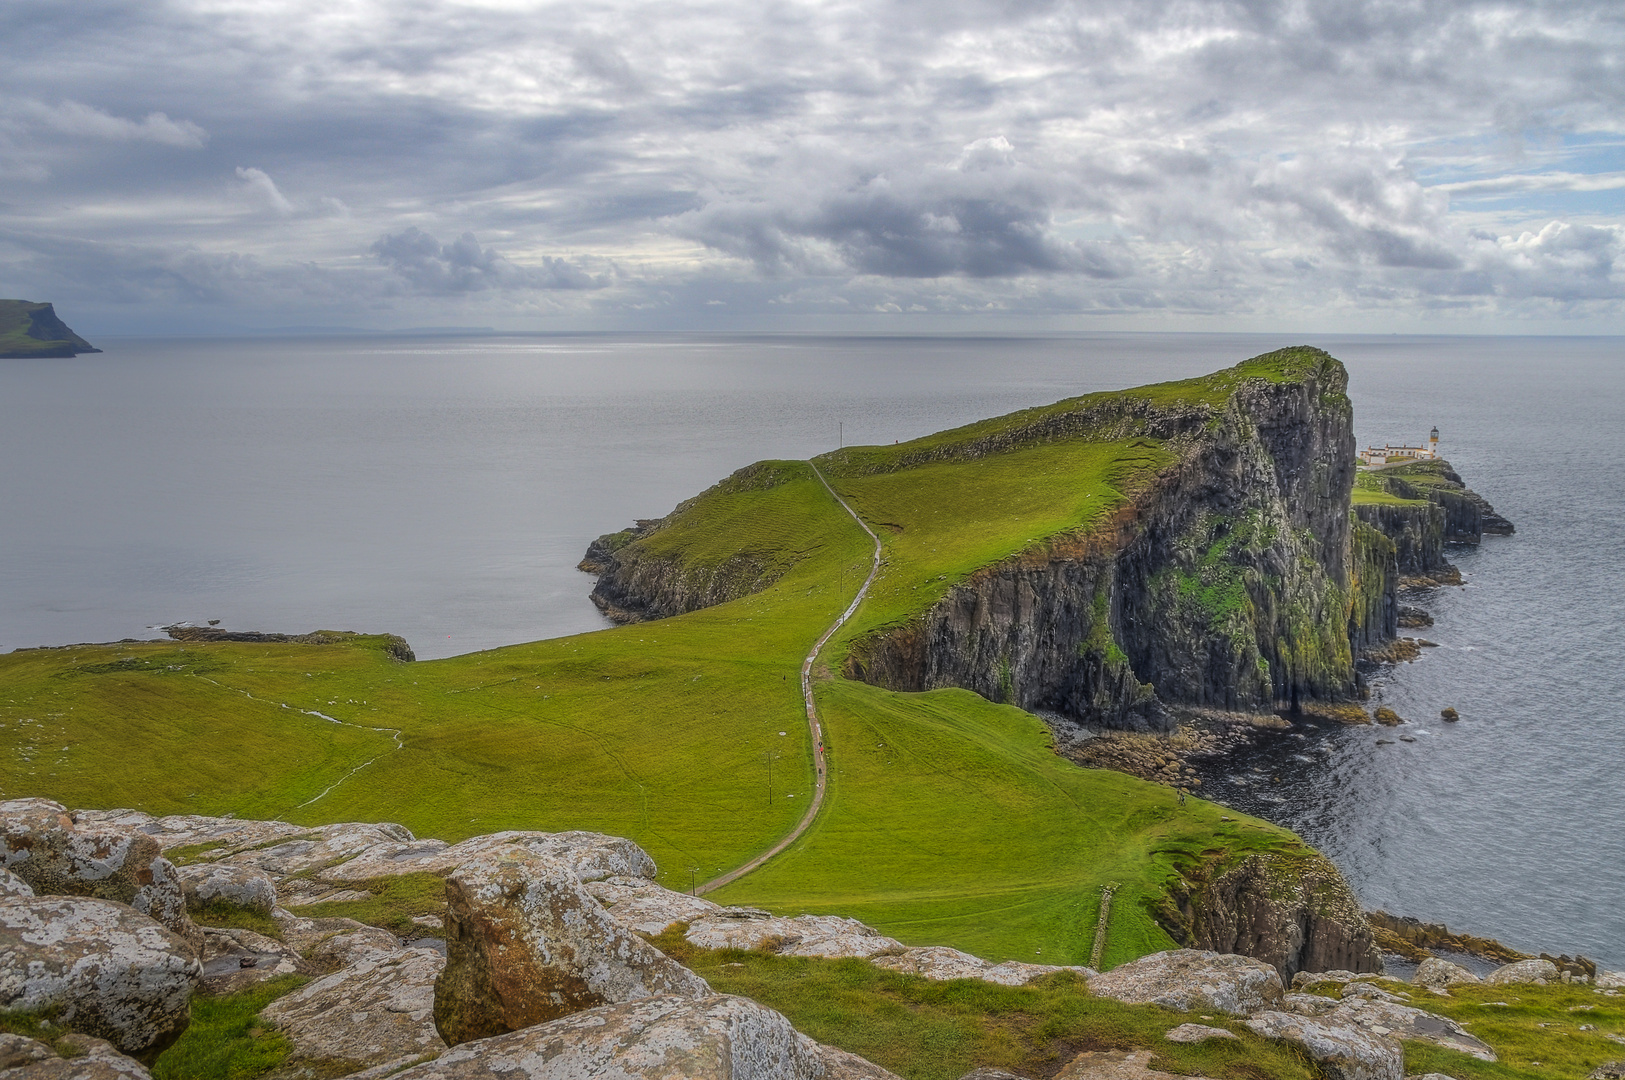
22, 100, 207, 148
371, 227, 606, 293
235, 167, 294, 215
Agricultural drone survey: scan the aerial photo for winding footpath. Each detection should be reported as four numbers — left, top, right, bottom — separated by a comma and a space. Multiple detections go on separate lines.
697, 462, 883, 895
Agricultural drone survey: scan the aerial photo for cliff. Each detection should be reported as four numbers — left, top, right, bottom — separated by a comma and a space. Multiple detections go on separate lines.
841, 349, 1363, 730
1352, 458, 1513, 580
583, 349, 1394, 732
0, 300, 100, 358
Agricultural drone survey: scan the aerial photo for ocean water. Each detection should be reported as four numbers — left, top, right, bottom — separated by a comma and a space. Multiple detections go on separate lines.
2, 332, 1620, 965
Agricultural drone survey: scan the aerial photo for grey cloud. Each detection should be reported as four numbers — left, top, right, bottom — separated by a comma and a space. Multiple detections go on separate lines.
372, 228, 606, 294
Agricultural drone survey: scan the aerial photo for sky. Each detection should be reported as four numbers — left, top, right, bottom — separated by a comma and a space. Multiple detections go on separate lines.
2, 0, 1623, 335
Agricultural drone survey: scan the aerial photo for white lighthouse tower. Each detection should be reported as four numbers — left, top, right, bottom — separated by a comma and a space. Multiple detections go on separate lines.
1429, 426, 1440, 458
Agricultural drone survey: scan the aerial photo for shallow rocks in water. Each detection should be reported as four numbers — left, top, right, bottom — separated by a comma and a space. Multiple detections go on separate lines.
433, 849, 709, 1046
684, 911, 903, 959
1086, 950, 1283, 1015
1164, 1023, 1237, 1043
0, 1033, 153, 1080
1326, 998, 1495, 1062
1396, 606, 1433, 629
391, 994, 823, 1080
872, 945, 1093, 986
0, 800, 198, 952
1054, 1049, 1217, 1079
262, 944, 447, 1078
1243, 1011, 1402, 1080
1439, 708, 1459, 721
1483, 958, 1558, 985
1373, 708, 1402, 727
176, 863, 277, 914
0, 897, 201, 1063
1413, 956, 1479, 988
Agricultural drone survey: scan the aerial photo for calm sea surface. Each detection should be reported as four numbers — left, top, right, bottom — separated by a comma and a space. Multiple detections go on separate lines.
2, 332, 1620, 966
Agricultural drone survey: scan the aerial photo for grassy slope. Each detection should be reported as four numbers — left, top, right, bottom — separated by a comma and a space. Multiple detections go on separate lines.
2, 348, 1326, 963
0, 300, 89, 357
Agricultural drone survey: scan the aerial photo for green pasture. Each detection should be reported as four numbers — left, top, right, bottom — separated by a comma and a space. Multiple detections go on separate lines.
1, 348, 1344, 964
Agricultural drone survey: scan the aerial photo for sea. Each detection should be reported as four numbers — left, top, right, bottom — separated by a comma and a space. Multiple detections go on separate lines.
2, 332, 1620, 968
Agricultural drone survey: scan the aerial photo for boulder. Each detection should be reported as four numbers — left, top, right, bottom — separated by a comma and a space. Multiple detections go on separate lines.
0, 800, 197, 952
817, 1044, 904, 1079
684, 911, 903, 959
0, 870, 33, 898
433, 849, 709, 1046
1282, 992, 1340, 1016
261, 945, 447, 1077
0, 1033, 152, 1080
175, 864, 276, 914
957, 1071, 1026, 1080
1483, 958, 1557, 985
1164, 1024, 1237, 1043
1243, 1011, 1402, 1080
1412, 957, 1479, 989
1342, 981, 1410, 1003
0, 897, 200, 1063
872, 946, 1094, 986
388, 994, 824, 1080
1087, 950, 1283, 1015
1054, 1049, 1218, 1079
1293, 969, 1357, 988
584, 875, 723, 935
1596, 970, 1625, 989
1326, 998, 1495, 1061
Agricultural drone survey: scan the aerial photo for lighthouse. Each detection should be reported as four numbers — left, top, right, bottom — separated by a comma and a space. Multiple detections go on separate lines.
1429, 426, 1440, 458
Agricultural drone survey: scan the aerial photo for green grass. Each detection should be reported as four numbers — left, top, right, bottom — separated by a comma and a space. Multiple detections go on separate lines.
652, 932, 1317, 1080
0, 348, 1340, 965
286, 872, 447, 937
1351, 471, 1430, 506
150, 976, 306, 1080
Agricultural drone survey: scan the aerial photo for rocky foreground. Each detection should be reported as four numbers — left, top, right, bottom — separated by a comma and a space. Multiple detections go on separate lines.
3, 800, 1622, 1080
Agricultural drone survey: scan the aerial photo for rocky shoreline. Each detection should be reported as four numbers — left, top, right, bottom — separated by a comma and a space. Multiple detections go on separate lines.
6, 798, 1621, 1080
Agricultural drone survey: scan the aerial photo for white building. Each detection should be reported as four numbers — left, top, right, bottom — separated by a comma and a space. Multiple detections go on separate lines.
1359, 426, 1439, 466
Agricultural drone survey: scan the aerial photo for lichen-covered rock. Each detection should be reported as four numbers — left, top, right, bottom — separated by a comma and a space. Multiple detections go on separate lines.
433, 849, 709, 1046
1597, 970, 1625, 989
316, 830, 658, 884
1483, 958, 1558, 985
175, 864, 276, 914
684, 911, 902, 959
0, 897, 200, 1063
817, 1043, 904, 1080
1164, 1024, 1238, 1043
1412, 957, 1480, 989
1282, 992, 1340, 1016
1326, 998, 1495, 1061
262, 945, 447, 1077
1087, 950, 1283, 1015
1341, 981, 1410, 1003
1054, 1049, 1218, 1079
871, 946, 1094, 986
0, 801, 197, 952
1243, 1011, 1402, 1080
584, 875, 723, 934
391, 994, 823, 1080
0, 1033, 152, 1080
0, 870, 33, 898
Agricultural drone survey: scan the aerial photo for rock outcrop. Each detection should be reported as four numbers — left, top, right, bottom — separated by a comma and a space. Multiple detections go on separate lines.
1151, 851, 1382, 982
392, 995, 826, 1080
175, 864, 276, 914
871, 945, 1095, 986
1412, 956, 1479, 988
0, 897, 200, 1063
1086, 949, 1283, 1015
1243, 1011, 1402, 1080
433, 849, 710, 1046
1484, 958, 1558, 985
0, 1033, 151, 1080
0, 800, 198, 953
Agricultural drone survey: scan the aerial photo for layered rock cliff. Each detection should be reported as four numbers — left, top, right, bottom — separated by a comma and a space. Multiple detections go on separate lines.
1352, 459, 1513, 581
843, 349, 1365, 731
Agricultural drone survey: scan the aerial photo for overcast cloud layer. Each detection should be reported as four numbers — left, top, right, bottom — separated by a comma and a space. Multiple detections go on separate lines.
2, 0, 1623, 332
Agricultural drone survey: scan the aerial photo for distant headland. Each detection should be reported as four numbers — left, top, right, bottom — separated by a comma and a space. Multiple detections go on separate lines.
0, 299, 100, 358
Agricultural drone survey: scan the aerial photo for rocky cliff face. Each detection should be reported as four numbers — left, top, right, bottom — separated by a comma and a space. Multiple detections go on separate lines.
1353, 503, 1447, 576
1152, 850, 1383, 982
847, 351, 1365, 731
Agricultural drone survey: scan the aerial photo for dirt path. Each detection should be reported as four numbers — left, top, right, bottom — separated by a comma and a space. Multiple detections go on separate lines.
697, 461, 882, 895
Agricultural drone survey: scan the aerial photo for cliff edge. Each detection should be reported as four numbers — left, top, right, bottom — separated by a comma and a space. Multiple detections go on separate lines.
0, 300, 100, 358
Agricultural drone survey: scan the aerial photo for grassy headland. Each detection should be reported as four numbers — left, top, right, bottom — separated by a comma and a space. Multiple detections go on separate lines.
1, 348, 1342, 966
0, 300, 99, 358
